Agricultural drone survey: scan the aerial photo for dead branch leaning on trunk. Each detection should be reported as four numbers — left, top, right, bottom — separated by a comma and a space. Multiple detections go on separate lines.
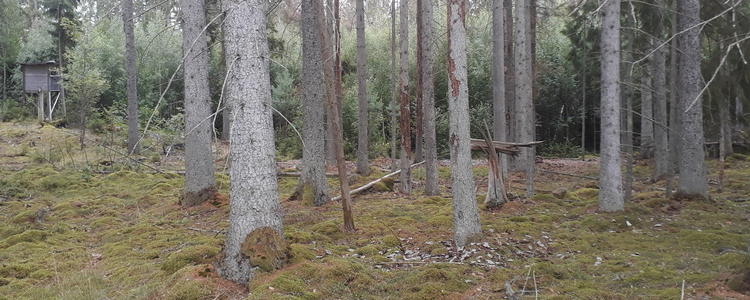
332, 161, 425, 201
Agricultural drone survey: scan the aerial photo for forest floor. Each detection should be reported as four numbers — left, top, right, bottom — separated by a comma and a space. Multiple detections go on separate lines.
1, 121, 750, 299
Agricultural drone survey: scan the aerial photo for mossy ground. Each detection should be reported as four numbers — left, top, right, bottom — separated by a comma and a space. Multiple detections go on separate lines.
1, 122, 749, 299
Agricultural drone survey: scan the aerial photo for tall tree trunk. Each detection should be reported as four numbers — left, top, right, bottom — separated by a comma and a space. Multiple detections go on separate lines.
218, 0, 283, 285
652, 2, 668, 181
598, 0, 623, 212
448, 0, 482, 247
718, 85, 729, 192
581, 24, 587, 161
221, 37, 230, 141
666, 0, 679, 198
414, 0, 423, 163
296, 0, 330, 206
390, 0, 398, 172
721, 84, 734, 156
514, 0, 534, 197
1, 63, 5, 121
422, 0, 439, 195
355, 0, 369, 176
398, 0, 411, 195
504, 0, 514, 146
623, 1, 634, 202
181, 0, 217, 206
505, 0, 516, 171
333, 0, 354, 231
676, 0, 708, 199
57, 7, 66, 119
640, 67, 654, 159
488, 0, 507, 208
323, 0, 335, 169
123, 0, 140, 155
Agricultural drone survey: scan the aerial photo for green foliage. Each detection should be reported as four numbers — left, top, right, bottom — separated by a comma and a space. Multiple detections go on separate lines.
64, 23, 108, 135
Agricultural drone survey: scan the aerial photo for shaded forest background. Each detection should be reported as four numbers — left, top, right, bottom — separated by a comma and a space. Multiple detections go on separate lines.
3, 0, 748, 159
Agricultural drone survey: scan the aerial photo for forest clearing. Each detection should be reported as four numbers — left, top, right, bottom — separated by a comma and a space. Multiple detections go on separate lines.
0, 122, 748, 299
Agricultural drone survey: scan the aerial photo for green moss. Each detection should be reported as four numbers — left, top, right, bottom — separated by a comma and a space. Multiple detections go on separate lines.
727, 153, 749, 163
9, 210, 36, 224
473, 166, 489, 179
508, 216, 530, 222
240, 227, 291, 273
423, 196, 448, 205
624, 266, 679, 284
311, 220, 344, 240
1, 230, 47, 248
28, 269, 54, 280
382, 235, 401, 248
89, 216, 120, 231
170, 279, 210, 300
406, 282, 451, 300
0, 264, 33, 279
530, 194, 556, 201
372, 182, 391, 192
301, 183, 314, 206
270, 271, 309, 295
574, 188, 599, 201
430, 247, 448, 255
476, 194, 486, 204
412, 168, 426, 180
426, 215, 453, 228
161, 245, 220, 274
438, 167, 451, 179
535, 261, 572, 280
381, 178, 395, 191
288, 230, 315, 243
289, 243, 315, 263
320, 259, 364, 281
355, 245, 379, 256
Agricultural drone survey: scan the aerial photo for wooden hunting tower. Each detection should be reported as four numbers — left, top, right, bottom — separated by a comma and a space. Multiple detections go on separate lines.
20, 61, 65, 121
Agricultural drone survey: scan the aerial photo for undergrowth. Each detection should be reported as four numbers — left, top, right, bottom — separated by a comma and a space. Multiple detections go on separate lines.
0, 121, 749, 299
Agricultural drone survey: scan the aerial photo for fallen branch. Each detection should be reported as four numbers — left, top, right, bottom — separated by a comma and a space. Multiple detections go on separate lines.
331, 161, 425, 201
470, 139, 544, 147
277, 172, 338, 178
538, 168, 598, 180
187, 227, 226, 234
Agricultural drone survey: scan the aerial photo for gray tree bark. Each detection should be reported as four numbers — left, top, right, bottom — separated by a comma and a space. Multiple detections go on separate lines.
323, 0, 336, 169
598, 0, 624, 212
181, 0, 217, 206
640, 67, 654, 159
356, 0, 369, 176
296, 0, 330, 206
332, 0, 355, 231
652, 5, 668, 181
415, 0, 423, 164
422, 0, 439, 195
218, 0, 283, 285
514, 0, 534, 197
390, 0, 398, 172
487, 0, 506, 208
504, 0, 515, 155
666, 0, 680, 198
676, 0, 708, 199
123, 0, 140, 155
448, 0, 482, 247
623, 1, 634, 202
398, 0, 411, 194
